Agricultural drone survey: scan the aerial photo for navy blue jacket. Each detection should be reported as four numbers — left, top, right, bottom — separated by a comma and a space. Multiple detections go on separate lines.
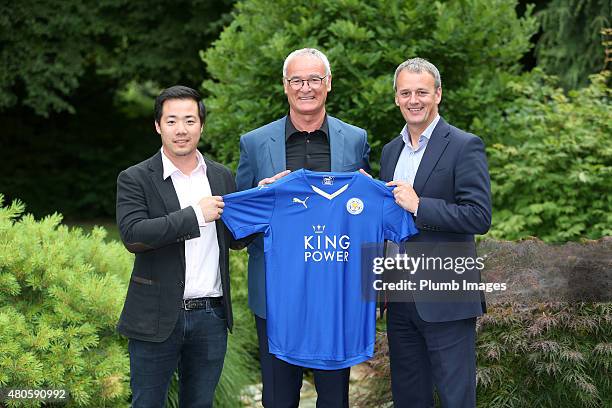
380, 117, 491, 322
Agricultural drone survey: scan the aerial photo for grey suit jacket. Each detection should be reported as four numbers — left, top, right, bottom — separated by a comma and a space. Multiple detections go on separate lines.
235, 115, 370, 317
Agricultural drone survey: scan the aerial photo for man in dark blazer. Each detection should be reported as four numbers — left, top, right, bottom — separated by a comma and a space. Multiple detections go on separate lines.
379, 58, 491, 407
235, 48, 370, 407
116, 85, 240, 407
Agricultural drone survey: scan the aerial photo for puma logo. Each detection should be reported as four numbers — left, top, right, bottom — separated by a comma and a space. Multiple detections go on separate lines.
292, 196, 309, 208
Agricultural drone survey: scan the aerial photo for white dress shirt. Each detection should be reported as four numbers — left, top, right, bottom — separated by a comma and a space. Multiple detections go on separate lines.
161, 148, 222, 299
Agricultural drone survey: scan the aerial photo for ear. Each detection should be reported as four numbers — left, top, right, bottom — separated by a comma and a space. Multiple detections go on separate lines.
283, 78, 289, 95
326, 75, 332, 92
154, 121, 162, 135
435, 86, 442, 105
394, 93, 400, 107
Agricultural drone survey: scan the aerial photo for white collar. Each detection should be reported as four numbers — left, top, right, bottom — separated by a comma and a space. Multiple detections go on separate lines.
310, 184, 349, 200
161, 148, 206, 180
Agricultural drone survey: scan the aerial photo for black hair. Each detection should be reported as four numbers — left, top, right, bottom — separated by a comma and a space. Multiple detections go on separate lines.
154, 85, 206, 124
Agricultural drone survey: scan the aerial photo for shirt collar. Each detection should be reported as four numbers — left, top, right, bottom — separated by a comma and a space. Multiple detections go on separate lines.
161, 147, 206, 180
401, 114, 441, 149
285, 113, 329, 141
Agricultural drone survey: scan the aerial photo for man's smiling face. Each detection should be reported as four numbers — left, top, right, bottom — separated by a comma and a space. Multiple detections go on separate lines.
395, 70, 442, 135
284, 54, 331, 117
155, 98, 202, 161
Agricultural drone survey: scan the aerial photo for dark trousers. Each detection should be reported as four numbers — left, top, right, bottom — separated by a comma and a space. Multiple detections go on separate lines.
255, 315, 350, 408
129, 304, 228, 408
387, 301, 477, 408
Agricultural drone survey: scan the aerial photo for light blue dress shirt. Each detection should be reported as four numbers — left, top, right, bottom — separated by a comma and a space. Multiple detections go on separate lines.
393, 115, 440, 185
393, 115, 440, 216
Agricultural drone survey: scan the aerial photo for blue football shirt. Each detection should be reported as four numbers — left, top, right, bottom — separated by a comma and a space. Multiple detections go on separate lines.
222, 169, 418, 369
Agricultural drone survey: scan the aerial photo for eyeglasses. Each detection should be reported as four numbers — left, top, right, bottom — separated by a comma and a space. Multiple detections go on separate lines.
285, 76, 327, 90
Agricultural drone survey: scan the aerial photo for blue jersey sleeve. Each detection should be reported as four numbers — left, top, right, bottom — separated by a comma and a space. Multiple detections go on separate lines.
221, 185, 276, 239
383, 193, 419, 243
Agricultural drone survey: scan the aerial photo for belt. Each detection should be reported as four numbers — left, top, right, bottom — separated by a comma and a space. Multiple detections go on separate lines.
182, 297, 223, 310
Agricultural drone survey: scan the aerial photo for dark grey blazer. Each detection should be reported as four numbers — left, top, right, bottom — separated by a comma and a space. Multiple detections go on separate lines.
116, 151, 238, 342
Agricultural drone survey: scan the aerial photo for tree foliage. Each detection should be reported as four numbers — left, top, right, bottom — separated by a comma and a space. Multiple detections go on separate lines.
0, 197, 259, 407
0, 0, 236, 218
355, 240, 612, 407
203, 0, 538, 169
358, 303, 612, 407
0, 196, 133, 406
0, 79, 160, 219
476, 302, 612, 407
484, 71, 611, 242
535, 0, 610, 89
0, 0, 234, 116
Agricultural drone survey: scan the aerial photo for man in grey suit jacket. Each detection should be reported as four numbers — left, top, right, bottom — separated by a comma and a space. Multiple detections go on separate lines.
116, 86, 241, 407
235, 48, 370, 407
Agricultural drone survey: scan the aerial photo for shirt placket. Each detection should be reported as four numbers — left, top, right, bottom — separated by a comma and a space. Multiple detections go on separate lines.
304, 133, 311, 169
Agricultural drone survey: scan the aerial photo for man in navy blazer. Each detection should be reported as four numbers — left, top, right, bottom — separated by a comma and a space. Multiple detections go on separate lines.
380, 58, 491, 407
235, 48, 370, 407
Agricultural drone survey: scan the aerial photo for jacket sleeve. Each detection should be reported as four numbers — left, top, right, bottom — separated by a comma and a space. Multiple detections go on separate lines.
116, 170, 200, 253
416, 136, 492, 235
224, 168, 255, 250
360, 128, 371, 173
236, 136, 256, 191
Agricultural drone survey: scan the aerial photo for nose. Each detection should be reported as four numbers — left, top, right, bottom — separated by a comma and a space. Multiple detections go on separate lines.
408, 92, 418, 104
176, 121, 187, 134
299, 80, 312, 91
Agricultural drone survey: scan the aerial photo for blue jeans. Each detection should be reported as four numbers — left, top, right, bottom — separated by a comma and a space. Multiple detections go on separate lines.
129, 303, 228, 408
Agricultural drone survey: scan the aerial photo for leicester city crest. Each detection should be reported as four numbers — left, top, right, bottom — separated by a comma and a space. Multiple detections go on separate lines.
346, 198, 364, 215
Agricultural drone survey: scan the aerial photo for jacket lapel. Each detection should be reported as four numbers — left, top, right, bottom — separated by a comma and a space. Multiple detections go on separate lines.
412, 118, 450, 195
328, 116, 345, 171
148, 151, 186, 273
383, 137, 404, 182
267, 117, 287, 175
204, 157, 227, 254
148, 151, 181, 214
204, 157, 222, 196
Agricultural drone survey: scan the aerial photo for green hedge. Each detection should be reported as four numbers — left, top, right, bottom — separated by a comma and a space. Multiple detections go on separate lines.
203, 0, 537, 169
0, 197, 258, 407
357, 302, 612, 408
0, 197, 132, 407
355, 238, 612, 407
484, 71, 612, 242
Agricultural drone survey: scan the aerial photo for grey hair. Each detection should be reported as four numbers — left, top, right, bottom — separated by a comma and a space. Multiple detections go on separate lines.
283, 48, 332, 78
393, 57, 441, 91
